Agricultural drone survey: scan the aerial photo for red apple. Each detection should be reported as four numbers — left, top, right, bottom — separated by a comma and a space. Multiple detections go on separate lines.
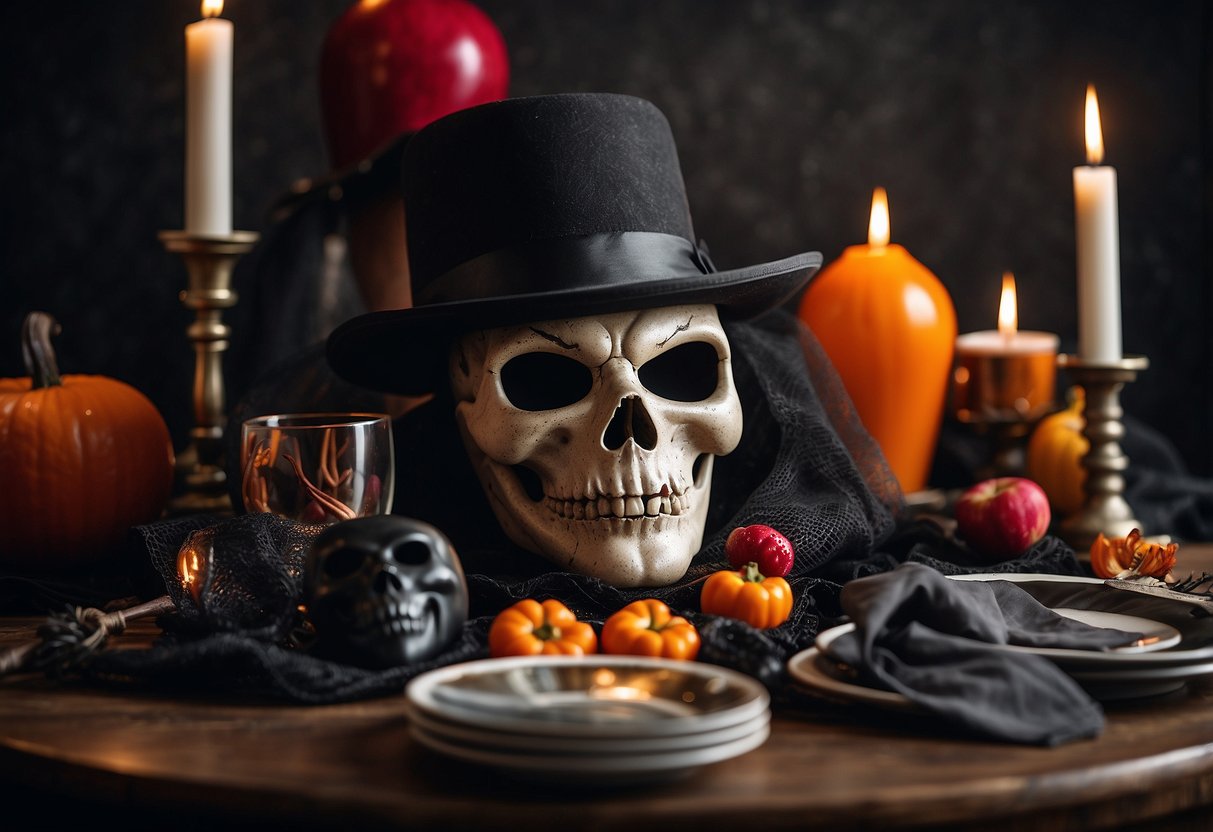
954, 477, 1052, 560
319, 0, 510, 172
725, 524, 795, 577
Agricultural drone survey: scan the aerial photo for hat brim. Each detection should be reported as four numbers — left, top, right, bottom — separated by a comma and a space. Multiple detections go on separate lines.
326, 250, 821, 396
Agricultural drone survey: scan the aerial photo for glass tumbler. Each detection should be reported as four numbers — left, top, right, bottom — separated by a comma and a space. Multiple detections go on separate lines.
240, 413, 395, 523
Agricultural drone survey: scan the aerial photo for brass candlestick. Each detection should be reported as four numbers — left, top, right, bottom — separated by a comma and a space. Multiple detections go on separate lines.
1056, 354, 1149, 554
159, 230, 259, 515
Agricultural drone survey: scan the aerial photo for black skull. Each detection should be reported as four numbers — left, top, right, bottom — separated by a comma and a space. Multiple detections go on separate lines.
304, 516, 468, 669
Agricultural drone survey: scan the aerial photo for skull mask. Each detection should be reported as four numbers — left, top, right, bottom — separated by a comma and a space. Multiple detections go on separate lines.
304, 516, 468, 668
450, 304, 743, 587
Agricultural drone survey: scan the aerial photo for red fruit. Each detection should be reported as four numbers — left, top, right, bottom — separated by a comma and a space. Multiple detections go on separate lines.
725, 524, 795, 578
320, 0, 510, 171
954, 477, 1052, 560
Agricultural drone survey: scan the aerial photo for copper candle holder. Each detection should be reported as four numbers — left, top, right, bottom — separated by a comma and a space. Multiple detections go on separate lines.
951, 332, 1059, 478
160, 229, 259, 515
1056, 354, 1148, 554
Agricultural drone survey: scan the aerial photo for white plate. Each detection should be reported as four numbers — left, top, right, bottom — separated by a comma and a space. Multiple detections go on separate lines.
944, 573, 1213, 667
1050, 608, 1182, 652
815, 612, 1180, 672
409, 718, 770, 784
407, 702, 770, 755
406, 655, 769, 738
948, 572, 1103, 585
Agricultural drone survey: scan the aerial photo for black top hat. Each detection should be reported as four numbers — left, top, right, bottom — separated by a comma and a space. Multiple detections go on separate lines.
326, 93, 822, 395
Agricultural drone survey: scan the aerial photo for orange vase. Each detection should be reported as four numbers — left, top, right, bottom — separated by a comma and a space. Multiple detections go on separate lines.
798, 242, 956, 494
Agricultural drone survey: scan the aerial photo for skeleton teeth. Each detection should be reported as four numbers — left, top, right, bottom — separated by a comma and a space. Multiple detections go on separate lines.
543, 482, 695, 520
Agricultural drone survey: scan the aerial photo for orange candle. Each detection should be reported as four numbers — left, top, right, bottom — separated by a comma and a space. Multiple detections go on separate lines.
952, 273, 1058, 424
798, 188, 957, 494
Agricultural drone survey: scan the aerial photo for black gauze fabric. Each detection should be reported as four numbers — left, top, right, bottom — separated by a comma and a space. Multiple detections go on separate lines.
78, 310, 1083, 706
828, 563, 1132, 745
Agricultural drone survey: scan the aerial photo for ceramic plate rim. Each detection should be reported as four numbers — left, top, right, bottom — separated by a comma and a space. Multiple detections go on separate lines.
944, 573, 1213, 665
406, 655, 770, 737
814, 610, 1180, 669
409, 718, 771, 776
947, 572, 1103, 585
786, 647, 920, 712
407, 702, 771, 755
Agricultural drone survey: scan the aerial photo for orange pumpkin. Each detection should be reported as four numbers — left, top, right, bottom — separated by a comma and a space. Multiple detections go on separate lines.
0, 312, 175, 568
1026, 386, 1087, 518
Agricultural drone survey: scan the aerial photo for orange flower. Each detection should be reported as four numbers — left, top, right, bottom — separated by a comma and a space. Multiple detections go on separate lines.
1090, 528, 1178, 580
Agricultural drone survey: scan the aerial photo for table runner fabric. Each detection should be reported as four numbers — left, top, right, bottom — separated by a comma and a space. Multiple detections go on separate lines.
827, 564, 1139, 745
11, 310, 1090, 744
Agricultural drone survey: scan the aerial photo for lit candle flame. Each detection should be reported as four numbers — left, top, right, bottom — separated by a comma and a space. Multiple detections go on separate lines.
202, 0, 224, 18
998, 271, 1018, 337
868, 187, 890, 248
1084, 84, 1104, 165
177, 541, 207, 604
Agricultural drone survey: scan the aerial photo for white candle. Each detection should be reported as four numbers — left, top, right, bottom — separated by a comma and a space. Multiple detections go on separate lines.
185, 0, 233, 235
1072, 84, 1122, 362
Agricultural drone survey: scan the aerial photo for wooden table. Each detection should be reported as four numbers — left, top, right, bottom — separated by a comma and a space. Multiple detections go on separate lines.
3, 548, 1213, 831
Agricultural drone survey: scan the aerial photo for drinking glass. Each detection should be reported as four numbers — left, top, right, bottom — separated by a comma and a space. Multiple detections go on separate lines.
240, 413, 395, 523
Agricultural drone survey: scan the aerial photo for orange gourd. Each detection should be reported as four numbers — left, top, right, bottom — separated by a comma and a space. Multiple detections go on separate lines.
1026, 387, 1087, 518
700, 563, 793, 630
798, 242, 956, 494
0, 312, 175, 568
601, 598, 700, 660
488, 598, 598, 657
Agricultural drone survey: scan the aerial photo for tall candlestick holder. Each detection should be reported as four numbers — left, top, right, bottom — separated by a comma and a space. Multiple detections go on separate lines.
1056, 354, 1149, 554
159, 230, 259, 516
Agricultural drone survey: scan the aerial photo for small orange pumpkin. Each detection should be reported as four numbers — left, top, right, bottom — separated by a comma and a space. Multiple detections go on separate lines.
0, 312, 175, 568
1026, 386, 1087, 518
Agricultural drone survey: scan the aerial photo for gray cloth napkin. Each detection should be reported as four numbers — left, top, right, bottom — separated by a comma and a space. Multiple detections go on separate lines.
827, 563, 1145, 746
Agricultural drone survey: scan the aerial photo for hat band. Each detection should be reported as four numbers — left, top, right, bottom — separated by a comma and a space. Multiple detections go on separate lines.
415, 232, 713, 306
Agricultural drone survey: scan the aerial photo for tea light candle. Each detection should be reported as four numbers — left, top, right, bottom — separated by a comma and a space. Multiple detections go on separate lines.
953, 272, 1059, 423
185, 0, 233, 235
1073, 84, 1122, 362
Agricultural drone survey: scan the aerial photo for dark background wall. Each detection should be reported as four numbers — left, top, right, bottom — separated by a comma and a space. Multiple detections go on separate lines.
2, 0, 1210, 479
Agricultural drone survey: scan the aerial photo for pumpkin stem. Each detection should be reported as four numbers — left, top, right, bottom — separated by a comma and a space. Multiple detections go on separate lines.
21, 311, 63, 389
742, 562, 767, 583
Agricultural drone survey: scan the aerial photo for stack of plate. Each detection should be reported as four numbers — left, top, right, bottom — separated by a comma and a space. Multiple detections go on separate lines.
788, 573, 1213, 710
404, 655, 771, 784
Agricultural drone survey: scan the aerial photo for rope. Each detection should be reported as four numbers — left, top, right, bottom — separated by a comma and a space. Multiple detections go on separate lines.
0, 595, 173, 678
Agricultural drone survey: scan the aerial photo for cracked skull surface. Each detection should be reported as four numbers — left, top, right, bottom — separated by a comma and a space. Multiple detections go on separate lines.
450, 304, 743, 586
304, 515, 468, 668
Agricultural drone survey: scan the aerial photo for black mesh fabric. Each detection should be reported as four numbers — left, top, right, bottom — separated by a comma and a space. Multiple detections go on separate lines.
75, 309, 1082, 703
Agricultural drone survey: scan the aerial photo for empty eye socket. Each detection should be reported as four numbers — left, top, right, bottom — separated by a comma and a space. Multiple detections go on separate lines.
322, 546, 367, 579
392, 540, 432, 565
500, 351, 593, 411
638, 341, 721, 402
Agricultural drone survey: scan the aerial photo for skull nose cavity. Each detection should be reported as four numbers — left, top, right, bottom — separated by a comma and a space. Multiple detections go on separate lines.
602, 395, 658, 451
373, 568, 406, 595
